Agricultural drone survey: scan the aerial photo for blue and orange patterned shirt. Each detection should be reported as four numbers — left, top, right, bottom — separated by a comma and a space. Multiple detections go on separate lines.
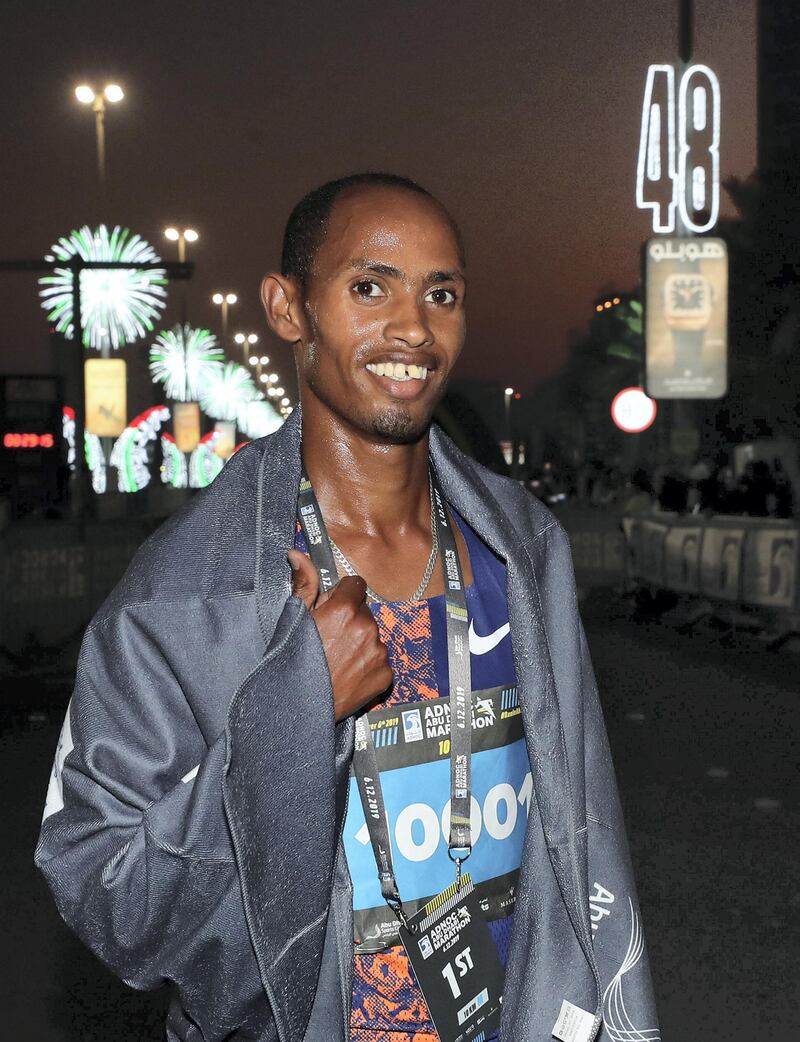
299, 513, 528, 1042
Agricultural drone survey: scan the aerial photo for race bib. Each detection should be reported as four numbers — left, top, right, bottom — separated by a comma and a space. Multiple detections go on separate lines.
344, 684, 530, 952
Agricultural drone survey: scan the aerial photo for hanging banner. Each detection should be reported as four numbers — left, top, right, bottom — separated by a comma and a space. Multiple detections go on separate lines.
173, 401, 201, 453
84, 358, 127, 437
645, 237, 728, 399
213, 421, 236, 459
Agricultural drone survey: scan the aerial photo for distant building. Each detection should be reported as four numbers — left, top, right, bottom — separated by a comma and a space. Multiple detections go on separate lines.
757, 0, 800, 270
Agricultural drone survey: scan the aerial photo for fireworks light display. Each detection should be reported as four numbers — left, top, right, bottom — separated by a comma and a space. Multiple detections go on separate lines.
237, 398, 283, 440
39, 225, 167, 350
109, 405, 171, 493
198, 361, 260, 422
149, 324, 224, 402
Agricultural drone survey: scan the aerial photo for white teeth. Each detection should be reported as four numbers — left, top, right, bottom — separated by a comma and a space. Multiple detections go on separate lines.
366, 362, 430, 381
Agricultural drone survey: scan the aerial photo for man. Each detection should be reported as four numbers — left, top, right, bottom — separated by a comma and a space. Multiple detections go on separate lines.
36, 173, 660, 1042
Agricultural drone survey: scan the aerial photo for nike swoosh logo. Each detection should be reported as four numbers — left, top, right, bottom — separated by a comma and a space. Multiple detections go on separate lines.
468, 620, 510, 656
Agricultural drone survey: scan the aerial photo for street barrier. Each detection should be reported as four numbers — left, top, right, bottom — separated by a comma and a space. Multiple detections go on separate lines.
622, 512, 800, 616
553, 506, 627, 587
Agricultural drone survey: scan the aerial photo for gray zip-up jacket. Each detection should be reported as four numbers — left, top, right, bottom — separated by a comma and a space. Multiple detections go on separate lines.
36, 411, 660, 1042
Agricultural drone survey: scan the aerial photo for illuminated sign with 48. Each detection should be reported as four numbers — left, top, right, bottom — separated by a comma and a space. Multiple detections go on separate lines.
636, 64, 721, 234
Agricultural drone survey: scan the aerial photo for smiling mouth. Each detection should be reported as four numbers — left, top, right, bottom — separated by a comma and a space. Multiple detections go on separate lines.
365, 361, 430, 382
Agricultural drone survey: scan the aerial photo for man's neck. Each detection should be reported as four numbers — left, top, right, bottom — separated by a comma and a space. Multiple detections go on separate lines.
301, 404, 431, 537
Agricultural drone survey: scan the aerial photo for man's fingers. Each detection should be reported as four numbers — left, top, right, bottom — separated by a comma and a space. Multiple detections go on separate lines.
330, 574, 368, 607
288, 550, 320, 610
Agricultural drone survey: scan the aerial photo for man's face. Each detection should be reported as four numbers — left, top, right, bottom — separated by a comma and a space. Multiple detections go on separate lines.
295, 185, 466, 443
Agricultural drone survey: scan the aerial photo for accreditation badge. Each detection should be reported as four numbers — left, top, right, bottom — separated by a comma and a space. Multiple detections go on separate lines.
398, 875, 504, 1042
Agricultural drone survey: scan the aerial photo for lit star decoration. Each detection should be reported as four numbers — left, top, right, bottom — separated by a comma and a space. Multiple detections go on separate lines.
110, 405, 171, 493
189, 431, 224, 488
149, 324, 224, 402
62, 406, 107, 493
160, 433, 188, 488
198, 362, 260, 422
39, 225, 167, 350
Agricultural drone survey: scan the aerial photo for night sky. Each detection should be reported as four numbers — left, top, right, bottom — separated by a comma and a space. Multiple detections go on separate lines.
1, 0, 756, 399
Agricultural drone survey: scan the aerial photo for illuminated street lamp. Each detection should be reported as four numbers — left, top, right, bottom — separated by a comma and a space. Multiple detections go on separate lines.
211, 292, 237, 346
503, 386, 515, 466
504, 385, 514, 423
234, 331, 259, 365
163, 226, 199, 263
74, 82, 125, 188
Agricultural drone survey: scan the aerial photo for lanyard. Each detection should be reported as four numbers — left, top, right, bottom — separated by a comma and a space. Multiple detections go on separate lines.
296, 466, 473, 926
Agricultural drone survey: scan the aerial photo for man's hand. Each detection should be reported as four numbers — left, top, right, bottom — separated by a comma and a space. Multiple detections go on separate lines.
288, 550, 393, 721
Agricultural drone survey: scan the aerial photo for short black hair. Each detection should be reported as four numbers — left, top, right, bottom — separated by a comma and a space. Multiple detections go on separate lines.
281, 172, 464, 287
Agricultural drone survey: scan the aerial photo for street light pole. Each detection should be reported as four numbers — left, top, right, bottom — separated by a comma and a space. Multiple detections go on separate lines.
234, 332, 260, 366
212, 292, 237, 349
165, 228, 198, 322
75, 83, 124, 200
164, 227, 199, 265
93, 97, 106, 187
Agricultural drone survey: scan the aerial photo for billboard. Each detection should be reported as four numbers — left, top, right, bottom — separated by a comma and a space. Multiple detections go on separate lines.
85, 359, 127, 436
173, 401, 201, 453
645, 237, 728, 399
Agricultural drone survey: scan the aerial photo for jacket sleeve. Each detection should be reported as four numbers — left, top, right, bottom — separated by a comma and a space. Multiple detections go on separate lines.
34, 595, 343, 1042
580, 623, 661, 1042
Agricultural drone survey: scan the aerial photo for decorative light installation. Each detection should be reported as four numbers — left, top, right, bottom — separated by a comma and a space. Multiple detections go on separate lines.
62, 406, 107, 493
109, 405, 170, 493
189, 431, 224, 489
636, 64, 721, 234
39, 225, 167, 350
149, 324, 224, 401
160, 432, 189, 488
198, 361, 260, 422
238, 398, 283, 440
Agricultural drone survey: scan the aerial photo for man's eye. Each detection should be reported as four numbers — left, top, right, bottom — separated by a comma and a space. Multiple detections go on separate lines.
353, 279, 385, 299
425, 288, 457, 306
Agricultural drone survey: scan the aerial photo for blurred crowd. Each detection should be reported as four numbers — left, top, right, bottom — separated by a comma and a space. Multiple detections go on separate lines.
526, 456, 797, 519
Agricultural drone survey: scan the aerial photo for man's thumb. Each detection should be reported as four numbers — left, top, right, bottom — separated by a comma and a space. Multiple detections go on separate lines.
288, 550, 320, 610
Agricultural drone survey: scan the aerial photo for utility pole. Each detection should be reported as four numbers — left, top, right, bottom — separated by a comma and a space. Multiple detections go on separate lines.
679, 0, 693, 65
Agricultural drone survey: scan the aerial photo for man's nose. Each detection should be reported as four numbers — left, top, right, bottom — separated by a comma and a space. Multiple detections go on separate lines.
383, 294, 432, 348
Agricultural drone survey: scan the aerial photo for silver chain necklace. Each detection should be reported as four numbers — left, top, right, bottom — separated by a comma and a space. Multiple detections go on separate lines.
328, 480, 439, 603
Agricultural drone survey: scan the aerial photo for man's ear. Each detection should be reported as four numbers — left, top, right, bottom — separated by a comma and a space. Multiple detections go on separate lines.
260, 273, 306, 344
